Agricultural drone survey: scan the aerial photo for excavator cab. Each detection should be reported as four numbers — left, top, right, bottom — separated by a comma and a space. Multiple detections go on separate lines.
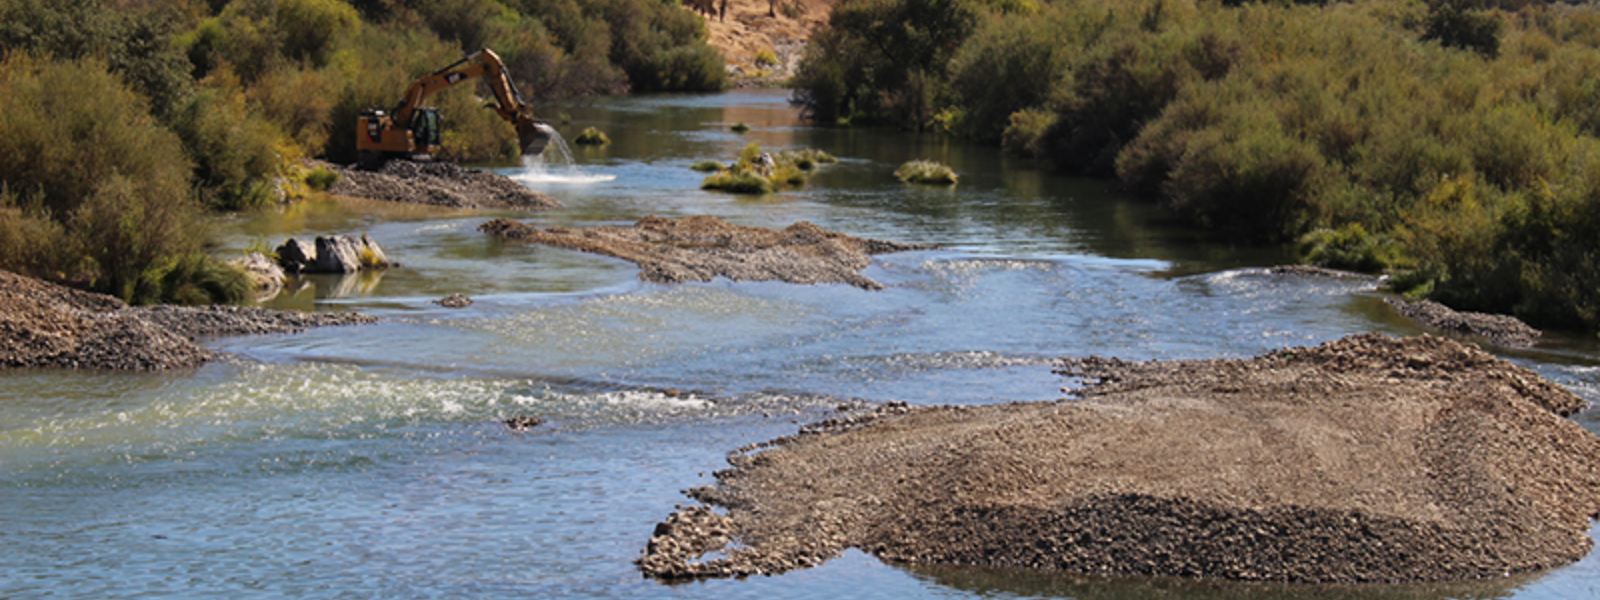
411, 109, 442, 151
356, 48, 549, 170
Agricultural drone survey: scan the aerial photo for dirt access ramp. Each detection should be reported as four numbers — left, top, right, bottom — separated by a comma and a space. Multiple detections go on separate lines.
639, 334, 1600, 583
480, 215, 929, 289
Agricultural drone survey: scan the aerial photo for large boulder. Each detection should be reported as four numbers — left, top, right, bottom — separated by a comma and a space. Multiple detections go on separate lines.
276, 238, 317, 273
276, 235, 390, 274
314, 235, 365, 274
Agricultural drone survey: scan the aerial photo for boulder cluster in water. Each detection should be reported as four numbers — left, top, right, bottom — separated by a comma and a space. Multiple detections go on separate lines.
276, 234, 390, 274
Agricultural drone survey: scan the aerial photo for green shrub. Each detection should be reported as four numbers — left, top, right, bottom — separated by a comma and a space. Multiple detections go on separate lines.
791, 0, 980, 129
574, 126, 611, 145
0, 55, 209, 299
135, 253, 254, 306
1002, 108, 1055, 158
306, 166, 341, 191
771, 165, 807, 187
275, 0, 361, 66
1298, 224, 1399, 274
755, 49, 779, 67
948, 11, 1067, 143
1423, 0, 1503, 58
895, 160, 959, 185
690, 160, 727, 172
702, 171, 775, 194
0, 0, 194, 120
778, 149, 837, 170
249, 66, 338, 154
635, 44, 727, 92
168, 70, 283, 210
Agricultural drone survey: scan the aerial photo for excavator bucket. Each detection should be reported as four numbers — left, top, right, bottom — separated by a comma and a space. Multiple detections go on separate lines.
517, 119, 555, 157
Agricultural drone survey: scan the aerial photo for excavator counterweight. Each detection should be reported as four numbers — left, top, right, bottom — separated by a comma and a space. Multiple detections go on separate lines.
356, 48, 549, 170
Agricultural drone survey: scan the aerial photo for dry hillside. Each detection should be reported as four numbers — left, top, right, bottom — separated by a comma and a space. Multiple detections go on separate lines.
688, 0, 836, 77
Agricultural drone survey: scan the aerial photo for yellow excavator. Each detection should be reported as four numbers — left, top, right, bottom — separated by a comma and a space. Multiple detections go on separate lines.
356, 47, 553, 170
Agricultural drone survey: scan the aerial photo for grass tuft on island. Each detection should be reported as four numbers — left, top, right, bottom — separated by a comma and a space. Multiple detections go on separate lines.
895, 160, 958, 185
573, 127, 610, 146
698, 143, 835, 194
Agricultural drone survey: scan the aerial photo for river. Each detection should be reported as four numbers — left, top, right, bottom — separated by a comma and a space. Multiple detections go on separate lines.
4, 90, 1600, 599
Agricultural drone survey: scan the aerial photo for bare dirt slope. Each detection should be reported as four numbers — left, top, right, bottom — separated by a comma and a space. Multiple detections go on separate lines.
0, 270, 375, 370
693, 0, 835, 78
480, 215, 928, 289
638, 334, 1600, 583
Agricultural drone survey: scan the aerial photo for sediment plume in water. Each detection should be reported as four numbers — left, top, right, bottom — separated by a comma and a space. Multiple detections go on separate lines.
638, 333, 1600, 583
479, 215, 931, 290
514, 130, 615, 184
0, 269, 375, 370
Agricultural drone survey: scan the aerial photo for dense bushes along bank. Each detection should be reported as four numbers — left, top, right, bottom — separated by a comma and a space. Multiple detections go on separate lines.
0, 0, 722, 304
794, 0, 1600, 333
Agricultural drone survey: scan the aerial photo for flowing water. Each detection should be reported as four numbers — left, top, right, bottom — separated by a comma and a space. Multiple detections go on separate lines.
6, 90, 1600, 600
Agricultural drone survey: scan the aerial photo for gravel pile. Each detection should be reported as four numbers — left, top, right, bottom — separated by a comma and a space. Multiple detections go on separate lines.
1387, 297, 1541, 347
480, 215, 930, 290
639, 334, 1600, 583
1, 270, 375, 370
326, 160, 560, 210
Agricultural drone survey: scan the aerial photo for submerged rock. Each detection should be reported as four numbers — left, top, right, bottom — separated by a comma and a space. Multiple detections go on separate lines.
504, 415, 542, 431
479, 215, 930, 290
434, 293, 473, 308
638, 334, 1600, 583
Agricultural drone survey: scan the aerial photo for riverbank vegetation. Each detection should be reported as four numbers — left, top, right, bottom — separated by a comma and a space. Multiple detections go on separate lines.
0, 0, 722, 304
794, 0, 1600, 332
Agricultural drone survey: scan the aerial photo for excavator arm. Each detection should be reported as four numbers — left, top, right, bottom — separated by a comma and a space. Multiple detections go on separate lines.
357, 47, 552, 169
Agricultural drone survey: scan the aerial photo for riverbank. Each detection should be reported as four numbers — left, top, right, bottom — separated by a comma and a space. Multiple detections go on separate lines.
0, 269, 375, 370
640, 334, 1600, 583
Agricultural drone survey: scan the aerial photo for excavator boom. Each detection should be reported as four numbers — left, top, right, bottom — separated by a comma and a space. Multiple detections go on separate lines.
356, 48, 552, 169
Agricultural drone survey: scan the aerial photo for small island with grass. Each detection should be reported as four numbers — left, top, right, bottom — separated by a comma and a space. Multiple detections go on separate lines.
696, 143, 837, 194
895, 160, 959, 186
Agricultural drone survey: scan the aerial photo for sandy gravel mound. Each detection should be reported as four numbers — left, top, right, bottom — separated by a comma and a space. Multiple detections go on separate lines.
480, 215, 929, 289
0, 270, 375, 370
326, 160, 560, 210
639, 334, 1600, 583
1388, 297, 1540, 347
